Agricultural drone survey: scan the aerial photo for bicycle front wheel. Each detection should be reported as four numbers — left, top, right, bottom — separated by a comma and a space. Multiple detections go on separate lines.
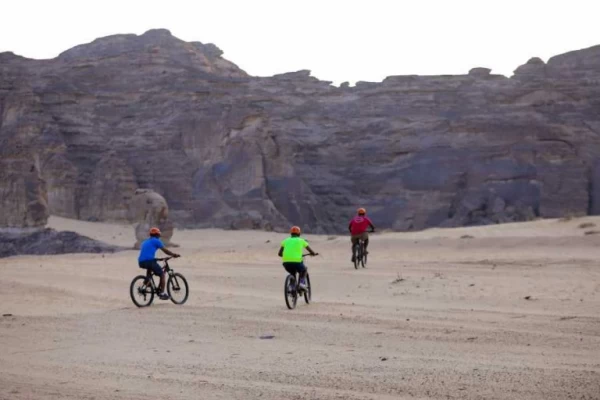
167, 273, 189, 305
304, 273, 311, 304
130, 275, 154, 307
284, 275, 297, 310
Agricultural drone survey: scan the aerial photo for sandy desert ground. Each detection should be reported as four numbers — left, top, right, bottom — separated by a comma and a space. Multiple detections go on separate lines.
1, 216, 599, 400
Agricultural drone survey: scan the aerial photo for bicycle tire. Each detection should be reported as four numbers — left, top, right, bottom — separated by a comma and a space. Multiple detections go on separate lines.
304, 273, 311, 304
284, 275, 297, 310
167, 272, 189, 305
130, 275, 154, 307
361, 242, 367, 268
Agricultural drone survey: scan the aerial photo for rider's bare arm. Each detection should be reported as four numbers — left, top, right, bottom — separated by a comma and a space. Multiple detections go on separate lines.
306, 246, 317, 256
160, 247, 180, 257
369, 223, 376, 232
278, 247, 284, 257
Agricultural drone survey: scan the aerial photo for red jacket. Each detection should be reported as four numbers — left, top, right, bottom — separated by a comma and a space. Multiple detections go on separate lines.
349, 216, 374, 235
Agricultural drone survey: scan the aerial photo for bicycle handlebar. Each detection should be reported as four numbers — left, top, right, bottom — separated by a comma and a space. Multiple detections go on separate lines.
302, 253, 319, 257
156, 256, 180, 261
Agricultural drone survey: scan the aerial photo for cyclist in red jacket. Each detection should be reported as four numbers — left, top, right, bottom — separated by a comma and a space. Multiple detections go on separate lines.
349, 208, 375, 262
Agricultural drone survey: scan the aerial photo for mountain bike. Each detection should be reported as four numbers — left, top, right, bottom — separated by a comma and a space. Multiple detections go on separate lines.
353, 239, 366, 269
130, 257, 189, 307
353, 230, 374, 269
284, 254, 317, 310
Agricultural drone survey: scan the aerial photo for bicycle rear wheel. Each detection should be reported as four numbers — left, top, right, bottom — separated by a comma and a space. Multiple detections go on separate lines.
167, 272, 189, 305
361, 242, 367, 268
284, 275, 298, 309
304, 273, 311, 304
130, 275, 154, 307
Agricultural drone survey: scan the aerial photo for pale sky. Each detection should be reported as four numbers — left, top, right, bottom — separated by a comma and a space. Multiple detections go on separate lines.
1, 0, 599, 84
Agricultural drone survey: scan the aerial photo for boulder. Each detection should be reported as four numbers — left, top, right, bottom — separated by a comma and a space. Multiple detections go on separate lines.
468, 67, 492, 78
128, 189, 174, 248
513, 57, 547, 81
0, 229, 125, 258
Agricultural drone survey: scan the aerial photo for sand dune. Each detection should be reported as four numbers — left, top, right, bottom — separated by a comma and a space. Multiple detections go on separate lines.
1, 217, 599, 399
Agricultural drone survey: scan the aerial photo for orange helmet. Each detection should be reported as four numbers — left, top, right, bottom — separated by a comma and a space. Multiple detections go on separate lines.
149, 227, 161, 236
290, 226, 301, 235
357, 208, 366, 215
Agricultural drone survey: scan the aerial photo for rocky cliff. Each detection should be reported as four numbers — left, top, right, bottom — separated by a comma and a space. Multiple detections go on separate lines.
2, 29, 600, 233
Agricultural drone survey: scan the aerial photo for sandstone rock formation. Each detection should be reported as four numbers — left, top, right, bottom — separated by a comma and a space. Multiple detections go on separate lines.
2, 30, 600, 233
128, 189, 174, 249
0, 79, 50, 228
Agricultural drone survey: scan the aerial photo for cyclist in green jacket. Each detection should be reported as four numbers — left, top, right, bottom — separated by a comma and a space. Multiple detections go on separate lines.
278, 226, 317, 290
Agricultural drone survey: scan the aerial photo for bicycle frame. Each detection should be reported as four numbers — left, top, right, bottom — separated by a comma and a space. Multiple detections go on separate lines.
287, 254, 314, 290
284, 255, 313, 309
353, 240, 365, 256
353, 229, 373, 257
143, 258, 174, 289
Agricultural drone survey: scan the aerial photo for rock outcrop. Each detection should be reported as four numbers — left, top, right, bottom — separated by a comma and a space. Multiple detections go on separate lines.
0, 229, 125, 258
128, 189, 174, 248
2, 30, 600, 233
0, 70, 50, 228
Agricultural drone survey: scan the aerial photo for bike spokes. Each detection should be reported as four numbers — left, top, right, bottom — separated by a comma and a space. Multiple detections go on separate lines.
130, 275, 155, 307
304, 274, 311, 304
168, 272, 189, 305
361, 242, 367, 268
284, 275, 298, 309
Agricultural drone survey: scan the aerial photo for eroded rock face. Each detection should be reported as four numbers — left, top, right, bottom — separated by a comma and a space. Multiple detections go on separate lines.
128, 189, 174, 249
0, 75, 49, 228
2, 30, 600, 232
